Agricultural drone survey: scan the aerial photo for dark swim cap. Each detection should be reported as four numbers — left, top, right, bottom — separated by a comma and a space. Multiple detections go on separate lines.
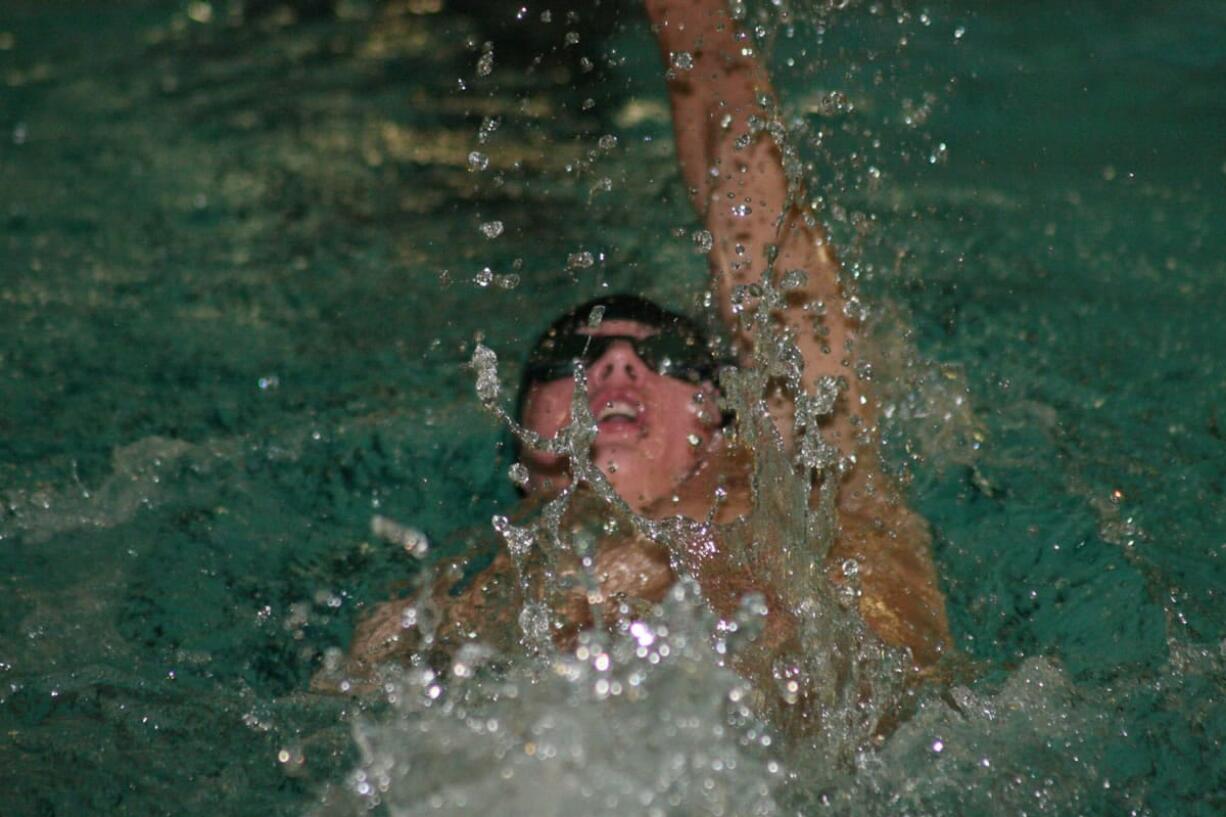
515, 294, 729, 421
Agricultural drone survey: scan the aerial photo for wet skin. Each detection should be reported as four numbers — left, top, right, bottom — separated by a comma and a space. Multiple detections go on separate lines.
518, 319, 723, 512
331, 0, 954, 702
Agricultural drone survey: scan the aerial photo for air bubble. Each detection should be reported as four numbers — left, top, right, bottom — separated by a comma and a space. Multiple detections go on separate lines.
670, 51, 694, 71
468, 151, 489, 172
597, 134, 618, 151
692, 229, 714, 253
480, 220, 504, 239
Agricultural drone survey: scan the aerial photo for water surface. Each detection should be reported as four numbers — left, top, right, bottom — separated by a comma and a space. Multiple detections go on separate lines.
2, 1, 1224, 815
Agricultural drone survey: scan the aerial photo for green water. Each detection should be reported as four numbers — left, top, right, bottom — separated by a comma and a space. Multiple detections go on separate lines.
2, 1, 1224, 815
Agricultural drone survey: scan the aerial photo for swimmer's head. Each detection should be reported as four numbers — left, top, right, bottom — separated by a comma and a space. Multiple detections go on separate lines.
515, 294, 725, 417
516, 294, 732, 510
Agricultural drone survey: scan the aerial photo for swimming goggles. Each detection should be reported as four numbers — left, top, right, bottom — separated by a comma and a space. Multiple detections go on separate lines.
523, 330, 721, 385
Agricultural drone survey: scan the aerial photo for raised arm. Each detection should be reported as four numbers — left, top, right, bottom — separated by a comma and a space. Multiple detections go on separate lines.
645, 0, 868, 459
647, 0, 952, 669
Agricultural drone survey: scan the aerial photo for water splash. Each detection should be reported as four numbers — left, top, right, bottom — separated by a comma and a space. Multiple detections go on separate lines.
315, 581, 785, 817
316, 2, 1153, 814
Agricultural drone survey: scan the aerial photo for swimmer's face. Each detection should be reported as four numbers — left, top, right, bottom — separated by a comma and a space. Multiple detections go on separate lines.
520, 319, 722, 511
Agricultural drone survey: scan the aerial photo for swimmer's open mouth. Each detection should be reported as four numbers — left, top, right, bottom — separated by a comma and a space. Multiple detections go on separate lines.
597, 400, 640, 423
591, 391, 646, 433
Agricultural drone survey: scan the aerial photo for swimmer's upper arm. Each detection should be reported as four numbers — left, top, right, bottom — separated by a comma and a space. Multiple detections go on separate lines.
647, 0, 869, 456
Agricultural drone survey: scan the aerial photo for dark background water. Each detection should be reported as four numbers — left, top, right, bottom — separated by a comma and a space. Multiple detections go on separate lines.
2, 1, 1223, 814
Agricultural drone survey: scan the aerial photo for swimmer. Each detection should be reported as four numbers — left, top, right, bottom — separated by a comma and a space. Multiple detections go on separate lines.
335, 0, 950, 703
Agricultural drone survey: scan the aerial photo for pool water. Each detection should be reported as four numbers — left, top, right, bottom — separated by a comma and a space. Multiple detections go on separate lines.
2, 1, 1223, 815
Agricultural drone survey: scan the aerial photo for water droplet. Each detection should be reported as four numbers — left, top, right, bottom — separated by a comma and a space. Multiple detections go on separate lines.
480, 220, 504, 239
816, 90, 850, 116
567, 250, 595, 270
780, 268, 807, 290
187, 2, 213, 24
371, 515, 429, 557
471, 344, 501, 404
518, 602, 552, 642
687, 433, 701, 447
477, 115, 500, 145
842, 295, 868, 321
476, 42, 494, 77
468, 151, 489, 172
731, 203, 751, 218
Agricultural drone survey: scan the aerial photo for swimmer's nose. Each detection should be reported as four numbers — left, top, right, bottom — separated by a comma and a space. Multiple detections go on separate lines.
588, 340, 647, 385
